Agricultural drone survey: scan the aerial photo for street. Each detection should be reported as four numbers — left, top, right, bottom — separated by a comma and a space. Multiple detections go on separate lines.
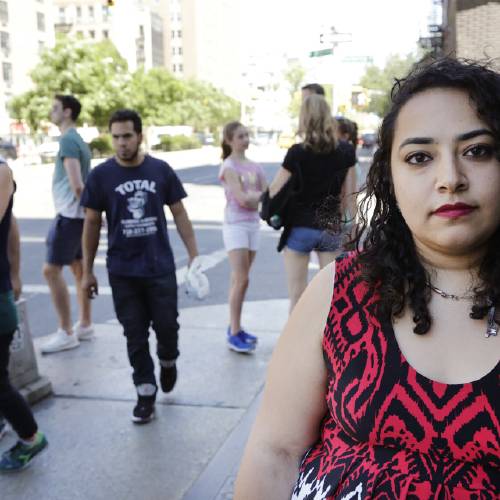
1, 145, 371, 500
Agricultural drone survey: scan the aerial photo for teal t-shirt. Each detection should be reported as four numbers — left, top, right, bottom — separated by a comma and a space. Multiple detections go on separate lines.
52, 128, 91, 219
0, 290, 17, 335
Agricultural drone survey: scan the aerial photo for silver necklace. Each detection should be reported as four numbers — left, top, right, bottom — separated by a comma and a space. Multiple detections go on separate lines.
428, 284, 475, 301
428, 284, 498, 338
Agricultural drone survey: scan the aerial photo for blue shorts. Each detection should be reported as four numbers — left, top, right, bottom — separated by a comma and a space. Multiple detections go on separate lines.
286, 226, 341, 254
46, 214, 84, 266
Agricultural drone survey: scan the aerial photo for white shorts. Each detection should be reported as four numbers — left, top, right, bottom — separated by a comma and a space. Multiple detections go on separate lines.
222, 221, 261, 252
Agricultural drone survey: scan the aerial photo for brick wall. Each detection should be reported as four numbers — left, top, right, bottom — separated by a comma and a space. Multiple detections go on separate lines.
456, 1, 500, 61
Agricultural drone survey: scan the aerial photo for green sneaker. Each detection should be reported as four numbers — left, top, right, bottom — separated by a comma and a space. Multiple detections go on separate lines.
0, 431, 48, 472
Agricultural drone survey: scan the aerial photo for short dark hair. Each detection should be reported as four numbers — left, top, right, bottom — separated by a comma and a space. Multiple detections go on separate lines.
301, 83, 325, 96
108, 109, 142, 134
55, 94, 82, 121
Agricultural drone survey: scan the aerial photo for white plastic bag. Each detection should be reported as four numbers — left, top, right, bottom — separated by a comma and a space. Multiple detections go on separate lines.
185, 256, 210, 300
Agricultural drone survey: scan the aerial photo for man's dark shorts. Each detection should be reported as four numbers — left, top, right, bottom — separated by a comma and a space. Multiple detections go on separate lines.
46, 214, 84, 266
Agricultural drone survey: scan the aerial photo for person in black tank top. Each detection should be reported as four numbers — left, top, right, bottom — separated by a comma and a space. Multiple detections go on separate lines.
0, 163, 48, 471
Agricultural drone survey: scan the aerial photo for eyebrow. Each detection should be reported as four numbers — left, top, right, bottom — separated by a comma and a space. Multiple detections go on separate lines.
398, 128, 493, 150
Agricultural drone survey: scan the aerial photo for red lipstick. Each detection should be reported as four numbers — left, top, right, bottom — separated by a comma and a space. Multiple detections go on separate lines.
433, 202, 476, 218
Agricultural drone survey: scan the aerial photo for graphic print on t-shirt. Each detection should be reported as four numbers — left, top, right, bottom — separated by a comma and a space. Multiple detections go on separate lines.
115, 179, 158, 238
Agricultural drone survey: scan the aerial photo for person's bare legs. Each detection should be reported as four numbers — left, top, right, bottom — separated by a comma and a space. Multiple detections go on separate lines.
228, 249, 253, 335
317, 251, 339, 270
70, 260, 91, 328
42, 263, 73, 334
283, 248, 310, 313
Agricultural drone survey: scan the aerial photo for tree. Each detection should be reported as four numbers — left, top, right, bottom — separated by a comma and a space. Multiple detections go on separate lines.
360, 53, 417, 117
9, 36, 130, 131
129, 67, 186, 126
284, 60, 305, 119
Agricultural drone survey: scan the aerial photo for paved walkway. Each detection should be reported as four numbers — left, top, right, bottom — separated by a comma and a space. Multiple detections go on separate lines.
0, 299, 288, 500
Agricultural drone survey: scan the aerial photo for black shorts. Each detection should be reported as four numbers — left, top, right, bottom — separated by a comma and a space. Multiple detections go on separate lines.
46, 214, 84, 266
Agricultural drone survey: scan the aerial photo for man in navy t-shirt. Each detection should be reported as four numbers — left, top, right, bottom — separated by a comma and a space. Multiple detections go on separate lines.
80, 109, 199, 424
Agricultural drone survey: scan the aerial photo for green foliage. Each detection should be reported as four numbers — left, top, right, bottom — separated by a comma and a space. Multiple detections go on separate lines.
152, 135, 201, 152
360, 53, 417, 117
89, 134, 113, 157
9, 36, 130, 131
284, 61, 306, 119
9, 36, 240, 134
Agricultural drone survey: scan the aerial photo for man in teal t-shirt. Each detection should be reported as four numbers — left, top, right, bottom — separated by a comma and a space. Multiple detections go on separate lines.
41, 95, 94, 354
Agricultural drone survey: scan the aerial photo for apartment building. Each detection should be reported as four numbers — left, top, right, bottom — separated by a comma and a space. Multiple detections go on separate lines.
443, 0, 500, 63
0, 0, 55, 135
53, 0, 166, 71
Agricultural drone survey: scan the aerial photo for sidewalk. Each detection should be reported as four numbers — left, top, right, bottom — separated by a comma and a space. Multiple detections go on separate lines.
0, 299, 288, 500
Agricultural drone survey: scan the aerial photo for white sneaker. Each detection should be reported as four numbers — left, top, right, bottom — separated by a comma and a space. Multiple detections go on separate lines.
74, 321, 95, 341
40, 328, 80, 354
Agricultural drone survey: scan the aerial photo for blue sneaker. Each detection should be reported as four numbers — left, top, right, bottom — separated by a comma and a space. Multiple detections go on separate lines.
227, 332, 256, 353
227, 327, 258, 345
0, 432, 48, 472
239, 329, 258, 344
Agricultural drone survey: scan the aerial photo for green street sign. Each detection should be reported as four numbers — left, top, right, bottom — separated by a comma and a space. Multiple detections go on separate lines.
309, 48, 333, 58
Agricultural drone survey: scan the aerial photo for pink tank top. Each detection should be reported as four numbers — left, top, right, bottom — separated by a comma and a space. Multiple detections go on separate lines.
219, 157, 265, 224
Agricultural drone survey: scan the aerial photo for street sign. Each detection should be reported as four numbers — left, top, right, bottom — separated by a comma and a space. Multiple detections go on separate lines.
309, 48, 333, 58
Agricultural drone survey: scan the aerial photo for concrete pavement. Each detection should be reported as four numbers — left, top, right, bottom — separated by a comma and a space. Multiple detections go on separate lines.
0, 299, 288, 500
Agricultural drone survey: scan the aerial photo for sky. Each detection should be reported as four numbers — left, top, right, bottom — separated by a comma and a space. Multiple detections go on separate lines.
243, 0, 437, 66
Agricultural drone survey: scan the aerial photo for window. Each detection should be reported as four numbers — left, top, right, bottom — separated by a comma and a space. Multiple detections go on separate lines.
0, 1, 8, 24
103, 30, 109, 38
171, 30, 175, 39
172, 64, 177, 72
0, 31, 9, 53
178, 47, 183, 55
2, 62, 12, 84
179, 64, 183, 72
172, 47, 175, 55
38, 41, 45, 54
37, 12, 45, 31
177, 30, 182, 38
58, 7, 65, 21
139, 25, 144, 37
76, 6, 82, 18
89, 30, 95, 38
102, 6, 109, 19
88, 6, 94, 18
177, 13, 182, 21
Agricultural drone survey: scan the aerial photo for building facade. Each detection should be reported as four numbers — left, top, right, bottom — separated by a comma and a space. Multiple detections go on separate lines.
0, 0, 55, 135
443, 0, 500, 64
53, 0, 166, 71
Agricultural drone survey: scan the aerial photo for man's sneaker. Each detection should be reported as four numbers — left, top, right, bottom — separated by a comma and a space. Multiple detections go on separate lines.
227, 332, 256, 353
227, 327, 258, 345
132, 384, 156, 424
74, 321, 95, 341
159, 361, 177, 393
0, 432, 48, 472
40, 328, 80, 354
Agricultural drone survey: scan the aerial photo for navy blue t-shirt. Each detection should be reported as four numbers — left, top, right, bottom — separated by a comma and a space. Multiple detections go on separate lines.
81, 155, 187, 277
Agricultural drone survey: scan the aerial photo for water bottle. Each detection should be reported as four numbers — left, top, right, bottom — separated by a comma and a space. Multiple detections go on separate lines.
269, 214, 282, 229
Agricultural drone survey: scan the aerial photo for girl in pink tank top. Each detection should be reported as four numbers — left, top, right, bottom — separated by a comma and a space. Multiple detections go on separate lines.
218, 122, 267, 353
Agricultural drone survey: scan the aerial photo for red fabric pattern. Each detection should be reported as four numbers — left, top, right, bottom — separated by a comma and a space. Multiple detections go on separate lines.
292, 252, 499, 499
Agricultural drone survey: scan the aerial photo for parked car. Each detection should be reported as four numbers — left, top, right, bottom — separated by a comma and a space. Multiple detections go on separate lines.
278, 132, 295, 149
195, 132, 215, 145
359, 132, 377, 149
37, 141, 59, 163
0, 139, 17, 160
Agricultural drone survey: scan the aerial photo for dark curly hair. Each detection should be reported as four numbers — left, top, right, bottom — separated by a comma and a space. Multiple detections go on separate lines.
354, 57, 500, 334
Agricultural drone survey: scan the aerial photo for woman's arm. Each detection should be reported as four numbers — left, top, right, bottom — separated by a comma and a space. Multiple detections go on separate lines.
269, 167, 292, 198
223, 168, 261, 209
341, 166, 357, 222
234, 262, 335, 500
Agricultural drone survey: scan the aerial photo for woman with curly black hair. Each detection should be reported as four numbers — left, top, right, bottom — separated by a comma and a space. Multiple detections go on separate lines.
235, 57, 500, 499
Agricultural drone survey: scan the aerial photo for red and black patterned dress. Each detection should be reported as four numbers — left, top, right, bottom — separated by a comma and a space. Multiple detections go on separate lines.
292, 252, 499, 499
